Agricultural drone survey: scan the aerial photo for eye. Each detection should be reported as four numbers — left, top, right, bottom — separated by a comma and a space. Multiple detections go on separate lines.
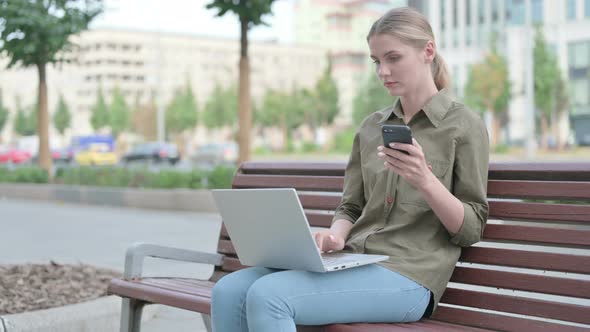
372, 59, 380, 65
387, 56, 400, 62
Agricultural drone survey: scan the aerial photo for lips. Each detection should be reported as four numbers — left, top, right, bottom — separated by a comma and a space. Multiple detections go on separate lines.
384, 82, 397, 88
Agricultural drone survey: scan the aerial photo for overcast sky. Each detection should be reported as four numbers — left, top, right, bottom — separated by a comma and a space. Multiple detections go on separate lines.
91, 0, 295, 43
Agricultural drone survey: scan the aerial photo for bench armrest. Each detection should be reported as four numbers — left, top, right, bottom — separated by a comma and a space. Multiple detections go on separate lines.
123, 242, 224, 279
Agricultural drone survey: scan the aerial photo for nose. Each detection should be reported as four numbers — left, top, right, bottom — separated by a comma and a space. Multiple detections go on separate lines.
376, 63, 390, 79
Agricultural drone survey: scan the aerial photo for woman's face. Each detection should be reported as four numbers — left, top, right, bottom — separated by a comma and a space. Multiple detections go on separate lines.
368, 33, 432, 97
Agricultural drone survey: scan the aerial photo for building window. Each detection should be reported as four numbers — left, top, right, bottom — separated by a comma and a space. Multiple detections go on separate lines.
478, 0, 485, 23
567, 0, 576, 20
569, 41, 590, 69
532, 0, 543, 23
441, 0, 446, 30
491, 0, 499, 21
453, 0, 459, 28
570, 79, 590, 115
568, 41, 590, 116
466, 0, 472, 26
507, 0, 524, 25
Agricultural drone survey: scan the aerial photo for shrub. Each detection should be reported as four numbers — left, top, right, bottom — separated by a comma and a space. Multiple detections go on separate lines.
333, 128, 355, 153
0, 166, 48, 183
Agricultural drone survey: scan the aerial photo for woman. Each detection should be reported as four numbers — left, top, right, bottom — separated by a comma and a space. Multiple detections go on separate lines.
211, 7, 489, 332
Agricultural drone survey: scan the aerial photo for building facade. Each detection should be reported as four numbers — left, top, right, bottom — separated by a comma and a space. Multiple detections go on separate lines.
0, 28, 326, 144
294, 0, 407, 126
426, 0, 590, 146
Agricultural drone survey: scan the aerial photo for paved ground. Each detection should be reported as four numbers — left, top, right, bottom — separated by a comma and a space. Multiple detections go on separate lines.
0, 198, 221, 331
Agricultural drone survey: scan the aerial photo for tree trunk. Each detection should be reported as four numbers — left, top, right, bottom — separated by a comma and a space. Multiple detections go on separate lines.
37, 63, 52, 176
540, 116, 549, 150
486, 107, 498, 148
237, 18, 251, 164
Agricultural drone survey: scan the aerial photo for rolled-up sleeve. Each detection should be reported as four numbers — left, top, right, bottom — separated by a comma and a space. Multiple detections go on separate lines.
333, 132, 365, 224
450, 118, 489, 247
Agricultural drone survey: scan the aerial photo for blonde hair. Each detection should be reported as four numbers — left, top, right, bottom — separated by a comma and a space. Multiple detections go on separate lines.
367, 7, 450, 90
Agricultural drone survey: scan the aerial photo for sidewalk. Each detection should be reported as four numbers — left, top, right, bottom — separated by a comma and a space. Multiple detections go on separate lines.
0, 198, 222, 331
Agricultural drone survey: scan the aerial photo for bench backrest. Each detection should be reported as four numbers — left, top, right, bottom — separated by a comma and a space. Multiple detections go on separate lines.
214, 161, 590, 332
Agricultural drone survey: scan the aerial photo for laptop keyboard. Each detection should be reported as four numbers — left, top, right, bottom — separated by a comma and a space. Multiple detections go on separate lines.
321, 252, 360, 265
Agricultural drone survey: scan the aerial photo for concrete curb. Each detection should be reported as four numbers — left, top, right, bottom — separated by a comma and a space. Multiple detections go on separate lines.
0, 295, 157, 332
0, 183, 218, 213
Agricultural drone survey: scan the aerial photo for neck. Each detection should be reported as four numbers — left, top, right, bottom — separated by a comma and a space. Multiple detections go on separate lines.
399, 80, 439, 123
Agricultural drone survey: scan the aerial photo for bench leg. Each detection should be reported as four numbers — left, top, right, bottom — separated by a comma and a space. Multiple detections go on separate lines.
120, 298, 145, 332
202, 314, 212, 332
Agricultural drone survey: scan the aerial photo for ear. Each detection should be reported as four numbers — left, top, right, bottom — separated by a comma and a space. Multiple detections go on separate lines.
423, 40, 435, 64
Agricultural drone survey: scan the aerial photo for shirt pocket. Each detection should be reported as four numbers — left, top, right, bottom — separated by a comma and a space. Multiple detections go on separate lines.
398, 158, 451, 208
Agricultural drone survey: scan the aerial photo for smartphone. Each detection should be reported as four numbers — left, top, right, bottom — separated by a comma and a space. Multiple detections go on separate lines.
381, 124, 412, 154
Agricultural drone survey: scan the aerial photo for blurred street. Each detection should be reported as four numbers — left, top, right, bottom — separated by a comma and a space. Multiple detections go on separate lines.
0, 198, 222, 331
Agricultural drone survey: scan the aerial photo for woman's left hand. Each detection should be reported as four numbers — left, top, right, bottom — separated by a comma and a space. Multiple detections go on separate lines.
377, 138, 434, 190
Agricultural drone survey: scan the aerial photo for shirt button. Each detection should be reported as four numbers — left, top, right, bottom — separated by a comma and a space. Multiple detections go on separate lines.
387, 196, 394, 204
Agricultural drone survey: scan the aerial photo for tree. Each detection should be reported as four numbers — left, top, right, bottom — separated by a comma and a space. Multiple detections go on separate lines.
131, 91, 158, 141
256, 89, 305, 151
463, 39, 510, 148
0, 0, 102, 173
0, 88, 8, 141
165, 80, 198, 137
53, 94, 71, 136
90, 87, 109, 131
312, 59, 340, 128
109, 87, 130, 138
203, 83, 238, 129
352, 73, 395, 125
207, 0, 278, 164
14, 98, 37, 136
533, 27, 569, 149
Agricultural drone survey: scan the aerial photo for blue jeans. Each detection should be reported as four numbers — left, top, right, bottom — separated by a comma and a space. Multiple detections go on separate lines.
211, 264, 430, 332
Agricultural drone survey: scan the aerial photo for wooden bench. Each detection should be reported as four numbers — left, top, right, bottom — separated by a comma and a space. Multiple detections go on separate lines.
108, 161, 590, 332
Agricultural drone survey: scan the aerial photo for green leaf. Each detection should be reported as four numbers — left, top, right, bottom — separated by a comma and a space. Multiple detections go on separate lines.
90, 87, 109, 130
110, 87, 130, 138
53, 93, 71, 135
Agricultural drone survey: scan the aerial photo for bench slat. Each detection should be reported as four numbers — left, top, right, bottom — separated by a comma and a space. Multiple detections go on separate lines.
238, 161, 590, 181
432, 306, 588, 332
489, 201, 590, 223
306, 212, 333, 228
324, 319, 492, 332
217, 239, 236, 256
487, 162, 590, 181
233, 174, 344, 191
441, 288, 590, 324
460, 247, 590, 274
239, 162, 346, 176
488, 180, 590, 200
451, 266, 590, 299
483, 224, 590, 246
107, 278, 214, 314
221, 256, 248, 273
299, 193, 342, 210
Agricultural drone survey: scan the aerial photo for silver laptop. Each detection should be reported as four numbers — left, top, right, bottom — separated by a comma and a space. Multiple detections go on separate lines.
211, 188, 388, 273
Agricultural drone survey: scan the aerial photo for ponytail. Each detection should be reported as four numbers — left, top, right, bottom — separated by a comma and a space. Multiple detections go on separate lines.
432, 54, 450, 90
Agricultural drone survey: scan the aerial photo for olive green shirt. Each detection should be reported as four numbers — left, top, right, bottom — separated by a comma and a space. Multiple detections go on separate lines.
334, 89, 489, 314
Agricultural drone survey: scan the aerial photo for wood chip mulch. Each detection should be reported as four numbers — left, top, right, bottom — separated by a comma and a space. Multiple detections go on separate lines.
0, 262, 122, 315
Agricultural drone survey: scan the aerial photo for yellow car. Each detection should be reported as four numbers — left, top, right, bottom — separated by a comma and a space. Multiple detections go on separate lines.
75, 143, 118, 166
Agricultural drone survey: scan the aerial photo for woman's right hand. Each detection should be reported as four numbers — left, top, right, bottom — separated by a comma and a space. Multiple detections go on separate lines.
314, 230, 345, 253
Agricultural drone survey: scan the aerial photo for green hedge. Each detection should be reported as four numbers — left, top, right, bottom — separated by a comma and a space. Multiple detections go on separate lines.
0, 167, 49, 183
0, 165, 236, 189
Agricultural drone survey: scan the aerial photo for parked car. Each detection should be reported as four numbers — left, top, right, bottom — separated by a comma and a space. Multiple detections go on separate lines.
0, 145, 32, 164
191, 142, 238, 167
52, 147, 75, 163
74, 143, 118, 166
122, 142, 180, 165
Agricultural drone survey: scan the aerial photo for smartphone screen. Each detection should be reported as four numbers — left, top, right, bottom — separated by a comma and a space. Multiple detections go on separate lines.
381, 125, 412, 153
